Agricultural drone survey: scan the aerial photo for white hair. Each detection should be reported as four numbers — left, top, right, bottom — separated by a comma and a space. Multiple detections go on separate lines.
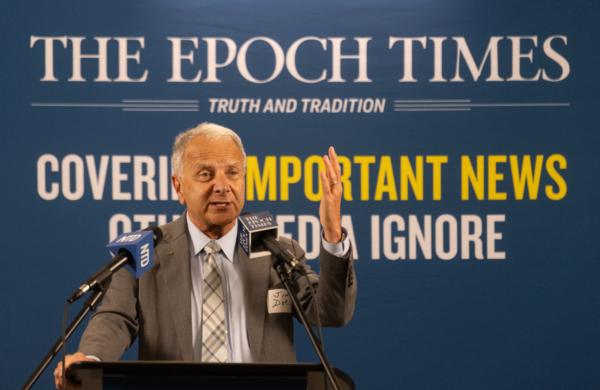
171, 122, 246, 177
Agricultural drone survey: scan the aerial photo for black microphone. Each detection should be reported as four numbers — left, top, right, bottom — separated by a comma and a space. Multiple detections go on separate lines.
67, 226, 163, 303
238, 211, 303, 271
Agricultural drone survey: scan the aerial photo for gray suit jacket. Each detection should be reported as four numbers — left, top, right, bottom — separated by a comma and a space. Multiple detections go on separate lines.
79, 215, 356, 363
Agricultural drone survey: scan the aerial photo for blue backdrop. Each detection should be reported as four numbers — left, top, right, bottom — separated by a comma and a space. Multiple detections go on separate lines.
2, 0, 599, 389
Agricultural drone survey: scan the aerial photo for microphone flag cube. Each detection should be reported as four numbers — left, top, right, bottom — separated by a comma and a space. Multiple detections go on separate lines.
107, 230, 155, 278
238, 211, 278, 258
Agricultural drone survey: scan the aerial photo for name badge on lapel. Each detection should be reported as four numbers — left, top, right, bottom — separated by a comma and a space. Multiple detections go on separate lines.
267, 288, 292, 314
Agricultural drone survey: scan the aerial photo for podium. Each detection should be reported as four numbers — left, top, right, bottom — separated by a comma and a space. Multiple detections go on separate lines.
66, 361, 355, 390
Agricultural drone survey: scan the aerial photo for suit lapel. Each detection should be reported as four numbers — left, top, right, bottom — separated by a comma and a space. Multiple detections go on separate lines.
238, 245, 272, 360
157, 218, 194, 361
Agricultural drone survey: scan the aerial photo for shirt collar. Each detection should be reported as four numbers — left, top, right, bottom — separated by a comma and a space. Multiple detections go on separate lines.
186, 213, 238, 263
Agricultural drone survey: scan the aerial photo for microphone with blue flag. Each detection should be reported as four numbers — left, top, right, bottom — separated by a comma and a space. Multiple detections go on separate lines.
67, 226, 162, 303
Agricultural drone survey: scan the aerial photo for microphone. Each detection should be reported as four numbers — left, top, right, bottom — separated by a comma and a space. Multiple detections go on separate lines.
238, 211, 303, 271
238, 212, 337, 390
67, 226, 163, 303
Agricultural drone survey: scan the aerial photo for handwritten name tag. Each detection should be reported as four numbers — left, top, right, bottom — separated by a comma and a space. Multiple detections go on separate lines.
267, 289, 292, 314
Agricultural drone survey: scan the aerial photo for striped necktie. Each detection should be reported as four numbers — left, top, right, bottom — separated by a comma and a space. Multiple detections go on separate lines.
201, 240, 229, 362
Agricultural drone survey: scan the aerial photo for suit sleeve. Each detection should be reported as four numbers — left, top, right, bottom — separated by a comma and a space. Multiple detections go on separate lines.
283, 237, 357, 327
78, 267, 139, 361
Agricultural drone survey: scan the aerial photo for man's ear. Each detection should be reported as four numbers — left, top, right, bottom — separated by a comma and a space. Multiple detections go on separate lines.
172, 175, 186, 206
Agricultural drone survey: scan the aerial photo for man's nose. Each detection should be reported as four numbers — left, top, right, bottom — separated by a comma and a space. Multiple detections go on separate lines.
213, 171, 231, 194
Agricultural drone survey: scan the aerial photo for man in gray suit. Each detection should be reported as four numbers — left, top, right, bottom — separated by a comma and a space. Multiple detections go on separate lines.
54, 122, 356, 388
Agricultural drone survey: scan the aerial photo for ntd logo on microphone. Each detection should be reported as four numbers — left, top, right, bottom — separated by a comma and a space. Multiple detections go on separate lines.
107, 230, 155, 278
139, 243, 151, 267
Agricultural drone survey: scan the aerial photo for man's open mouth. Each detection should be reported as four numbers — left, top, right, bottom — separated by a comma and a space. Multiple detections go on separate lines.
209, 202, 230, 207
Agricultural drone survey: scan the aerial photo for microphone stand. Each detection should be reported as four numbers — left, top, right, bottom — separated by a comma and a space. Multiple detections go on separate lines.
272, 260, 342, 390
22, 281, 109, 390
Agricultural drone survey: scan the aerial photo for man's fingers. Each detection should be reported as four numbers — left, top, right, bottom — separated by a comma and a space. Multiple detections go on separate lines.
323, 154, 334, 182
54, 361, 62, 379
320, 170, 331, 196
54, 352, 90, 389
328, 146, 341, 178
54, 359, 66, 389
323, 154, 340, 186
